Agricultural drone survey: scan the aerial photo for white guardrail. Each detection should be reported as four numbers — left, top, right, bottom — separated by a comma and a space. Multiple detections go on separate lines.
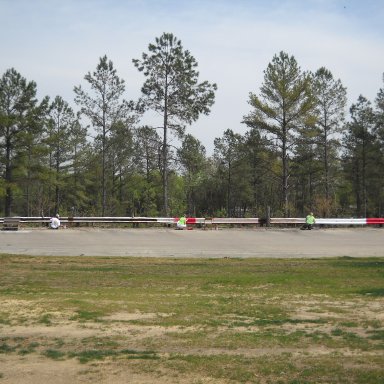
1, 216, 384, 228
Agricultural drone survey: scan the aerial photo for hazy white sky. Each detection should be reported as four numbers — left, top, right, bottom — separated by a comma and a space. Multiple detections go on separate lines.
1, 0, 383, 153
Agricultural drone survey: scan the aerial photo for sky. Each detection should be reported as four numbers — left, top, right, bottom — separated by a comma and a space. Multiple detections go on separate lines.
1, 0, 384, 153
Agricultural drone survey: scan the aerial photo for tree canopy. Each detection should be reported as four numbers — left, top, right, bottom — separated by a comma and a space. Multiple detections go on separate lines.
133, 33, 217, 215
1, 45, 383, 218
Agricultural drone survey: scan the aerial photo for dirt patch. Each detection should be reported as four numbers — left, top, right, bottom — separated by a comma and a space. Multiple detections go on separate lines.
1, 304, 383, 383
0, 355, 213, 384
101, 311, 174, 322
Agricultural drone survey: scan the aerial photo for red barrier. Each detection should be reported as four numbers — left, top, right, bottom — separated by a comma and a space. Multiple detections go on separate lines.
366, 218, 384, 224
174, 217, 199, 224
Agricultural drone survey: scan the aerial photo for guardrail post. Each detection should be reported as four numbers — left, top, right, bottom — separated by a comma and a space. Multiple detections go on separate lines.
2, 216, 20, 231
266, 206, 271, 227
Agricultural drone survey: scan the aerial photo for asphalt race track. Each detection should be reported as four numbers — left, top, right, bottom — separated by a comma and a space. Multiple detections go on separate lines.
0, 227, 383, 258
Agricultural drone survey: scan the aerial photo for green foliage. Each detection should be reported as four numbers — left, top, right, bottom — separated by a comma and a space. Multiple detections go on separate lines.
70, 310, 102, 322
1, 56, 383, 217
0, 342, 15, 353
133, 33, 217, 215
244, 51, 317, 216
0, 68, 47, 216
74, 55, 136, 216
69, 349, 159, 364
38, 313, 52, 325
42, 349, 66, 360
312, 67, 347, 202
342, 96, 383, 216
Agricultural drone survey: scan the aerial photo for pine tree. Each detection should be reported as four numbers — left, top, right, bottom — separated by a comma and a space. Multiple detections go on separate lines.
0, 68, 47, 216
46, 96, 78, 214
133, 33, 217, 215
243, 128, 279, 216
214, 129, 245, 217
178, 134, 206, 215
343, 96, 379, 216
244, 52, 316, 216
313, 67, 347, 201
74, 55, 136, 216
374, 73, 384, 145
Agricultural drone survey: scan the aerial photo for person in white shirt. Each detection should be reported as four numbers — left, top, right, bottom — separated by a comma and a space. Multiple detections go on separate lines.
50, 214, 60, 229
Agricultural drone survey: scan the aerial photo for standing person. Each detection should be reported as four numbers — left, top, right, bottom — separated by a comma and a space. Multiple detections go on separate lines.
176, 215, 187, 230
50, 214, 61, 229
301, 212, 315, 230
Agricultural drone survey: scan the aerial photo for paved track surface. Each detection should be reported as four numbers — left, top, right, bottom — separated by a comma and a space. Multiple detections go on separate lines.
0, 227, 383, 258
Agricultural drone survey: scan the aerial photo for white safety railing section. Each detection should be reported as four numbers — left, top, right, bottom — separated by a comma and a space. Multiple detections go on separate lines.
315, 218, 367, 225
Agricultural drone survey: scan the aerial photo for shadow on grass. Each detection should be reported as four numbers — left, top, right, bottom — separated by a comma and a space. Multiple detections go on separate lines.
69, 349, 159, 363
357, 288, 384, 297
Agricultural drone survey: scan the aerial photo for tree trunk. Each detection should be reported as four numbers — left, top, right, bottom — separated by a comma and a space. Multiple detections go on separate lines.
324, 125, 329, 200
102, 114, 106, 217
5, 134, 12, 216
282, 126, 289, 217
162, 80, 169, 216
55, 152, 60, 215
162, 122, 168, 216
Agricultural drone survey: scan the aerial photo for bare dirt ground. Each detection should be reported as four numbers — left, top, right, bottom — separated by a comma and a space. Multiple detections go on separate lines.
1, 297, 383, 383
0, 226, 383, 258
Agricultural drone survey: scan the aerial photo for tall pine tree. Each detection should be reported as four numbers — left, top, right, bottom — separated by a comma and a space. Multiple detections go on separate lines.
0, 69, 47, 216
133, 33, 217, 215
244, 52, 316, 216
74, 55, 136, 216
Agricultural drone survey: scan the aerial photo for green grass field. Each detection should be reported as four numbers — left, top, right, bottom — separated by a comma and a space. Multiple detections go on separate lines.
0, 255, 383, 383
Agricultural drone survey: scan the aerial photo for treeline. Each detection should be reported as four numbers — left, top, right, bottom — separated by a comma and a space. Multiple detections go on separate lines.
1, 34, 383, 218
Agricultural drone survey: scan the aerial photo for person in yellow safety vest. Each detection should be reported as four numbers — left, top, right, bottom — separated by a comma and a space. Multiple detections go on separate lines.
176, 215, 187, 230
301, 212, 315, 230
